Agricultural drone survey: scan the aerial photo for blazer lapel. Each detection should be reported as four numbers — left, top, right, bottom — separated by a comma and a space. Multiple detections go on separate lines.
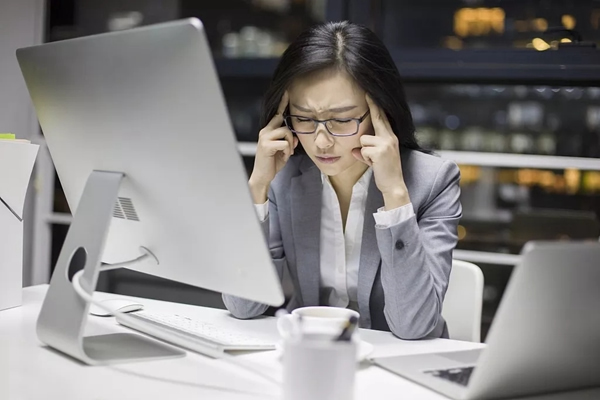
290, 160, 322, 307
357, 176, 384, 326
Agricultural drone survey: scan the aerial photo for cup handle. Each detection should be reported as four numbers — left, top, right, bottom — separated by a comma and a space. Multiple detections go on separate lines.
277, 314, 296, 339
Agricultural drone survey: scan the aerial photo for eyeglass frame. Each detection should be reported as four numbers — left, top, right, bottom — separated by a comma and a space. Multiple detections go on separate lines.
283, 110, 371, 137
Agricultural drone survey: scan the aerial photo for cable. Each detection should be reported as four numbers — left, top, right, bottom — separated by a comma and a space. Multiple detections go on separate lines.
99, 246, 157, 271
72, 251, 281, 389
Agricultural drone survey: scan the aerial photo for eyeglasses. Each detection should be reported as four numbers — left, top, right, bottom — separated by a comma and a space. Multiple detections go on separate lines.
283, 111, 370, 137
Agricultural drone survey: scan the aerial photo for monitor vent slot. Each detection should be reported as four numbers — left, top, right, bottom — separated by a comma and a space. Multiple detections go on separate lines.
113, 204, 125, 219
113, 197, 140, 222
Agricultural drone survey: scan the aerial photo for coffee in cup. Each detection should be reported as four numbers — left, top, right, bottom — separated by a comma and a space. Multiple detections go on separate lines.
277, 306, 360, 340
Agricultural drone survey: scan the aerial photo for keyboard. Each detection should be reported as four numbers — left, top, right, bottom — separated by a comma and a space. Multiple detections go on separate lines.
116, 310, 276, 354
424, 366, 475, 386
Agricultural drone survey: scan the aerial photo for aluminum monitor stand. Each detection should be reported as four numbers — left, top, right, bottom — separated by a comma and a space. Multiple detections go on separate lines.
36, 170, 185, 365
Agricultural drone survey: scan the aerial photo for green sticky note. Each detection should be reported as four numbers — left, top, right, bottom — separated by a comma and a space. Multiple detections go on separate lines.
0, 133, 16, 140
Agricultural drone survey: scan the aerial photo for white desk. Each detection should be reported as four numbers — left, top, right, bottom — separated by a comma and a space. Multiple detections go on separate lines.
2, 286, 598, 400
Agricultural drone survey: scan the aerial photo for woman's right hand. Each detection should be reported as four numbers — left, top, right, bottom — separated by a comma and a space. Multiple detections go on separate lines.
248, 91, 298, 204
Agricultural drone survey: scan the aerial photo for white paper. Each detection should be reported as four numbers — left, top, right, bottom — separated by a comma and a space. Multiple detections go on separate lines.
0, 141, 39, 310
0, 141, 39, 218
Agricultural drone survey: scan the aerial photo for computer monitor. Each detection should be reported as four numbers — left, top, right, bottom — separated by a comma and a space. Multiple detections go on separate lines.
16, 18, 284, 364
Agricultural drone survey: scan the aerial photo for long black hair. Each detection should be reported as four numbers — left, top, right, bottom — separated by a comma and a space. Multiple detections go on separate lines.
261, 21, 422, 151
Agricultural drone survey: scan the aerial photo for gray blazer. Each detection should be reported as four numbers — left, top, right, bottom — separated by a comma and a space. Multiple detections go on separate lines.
223, 148, 462, 340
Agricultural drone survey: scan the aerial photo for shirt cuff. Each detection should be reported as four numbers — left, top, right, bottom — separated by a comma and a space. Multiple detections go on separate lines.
373, 203, 414, 228
254, 201, 269, 222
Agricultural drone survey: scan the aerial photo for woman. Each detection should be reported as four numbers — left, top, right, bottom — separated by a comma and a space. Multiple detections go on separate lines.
223, 21, 461, 340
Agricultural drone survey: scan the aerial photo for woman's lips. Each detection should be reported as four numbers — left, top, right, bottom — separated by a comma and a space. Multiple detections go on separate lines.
315, 156, 341, 164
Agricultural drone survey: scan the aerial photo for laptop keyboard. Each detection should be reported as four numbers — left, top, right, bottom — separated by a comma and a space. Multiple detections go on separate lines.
424, 366, 475, 386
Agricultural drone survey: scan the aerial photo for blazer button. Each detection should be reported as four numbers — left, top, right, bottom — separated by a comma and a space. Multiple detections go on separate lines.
395, 240, 405, 250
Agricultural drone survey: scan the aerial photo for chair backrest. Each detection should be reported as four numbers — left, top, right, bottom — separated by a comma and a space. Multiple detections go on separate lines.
442, 259, 484, 342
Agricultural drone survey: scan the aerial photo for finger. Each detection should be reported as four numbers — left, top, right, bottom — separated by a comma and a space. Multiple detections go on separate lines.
359, 134, 382, 147
262, 126, 291, 138
262, 126, 294, 154
361, 147, 378, 165
261, 126, 292, 143
267, 91, 289, 129
293, 136, 299, 154
276, 90, 290, 117
263, 141, 291, 158
352, 147, 372, 166
360, 134, 398, 152
366, 94, 393, 137
281, 129, 294, 155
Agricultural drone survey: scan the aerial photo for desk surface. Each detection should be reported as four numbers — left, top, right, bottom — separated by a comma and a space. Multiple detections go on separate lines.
2, 286, 598, 400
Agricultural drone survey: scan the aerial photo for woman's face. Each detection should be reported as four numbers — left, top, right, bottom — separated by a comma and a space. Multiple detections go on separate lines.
287, 69, 372, 177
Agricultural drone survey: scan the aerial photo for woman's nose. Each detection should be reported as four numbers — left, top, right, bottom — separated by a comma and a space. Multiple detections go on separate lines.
314, 125, 334, 149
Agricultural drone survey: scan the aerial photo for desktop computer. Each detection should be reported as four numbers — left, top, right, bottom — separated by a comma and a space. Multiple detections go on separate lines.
17, 18, 284, 364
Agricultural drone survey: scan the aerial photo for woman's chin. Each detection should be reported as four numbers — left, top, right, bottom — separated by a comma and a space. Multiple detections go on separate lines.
312, 158, 367, 178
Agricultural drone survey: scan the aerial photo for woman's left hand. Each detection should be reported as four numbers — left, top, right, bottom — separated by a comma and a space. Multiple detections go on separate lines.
352, 94, 411, 210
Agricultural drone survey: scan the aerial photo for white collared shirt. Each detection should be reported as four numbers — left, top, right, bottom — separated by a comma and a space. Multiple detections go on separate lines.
255, 168, 414, 310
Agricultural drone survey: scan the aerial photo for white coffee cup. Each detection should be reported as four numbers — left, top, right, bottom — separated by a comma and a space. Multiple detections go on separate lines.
277, 306, 360, 340
283, 335, 357, 400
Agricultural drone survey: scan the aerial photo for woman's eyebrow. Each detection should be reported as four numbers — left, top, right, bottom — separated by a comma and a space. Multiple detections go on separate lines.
291, 103, 357, 113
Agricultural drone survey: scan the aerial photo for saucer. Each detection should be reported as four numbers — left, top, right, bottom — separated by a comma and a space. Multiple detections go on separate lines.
355, 341, 374, 362
275, 340, 374, 363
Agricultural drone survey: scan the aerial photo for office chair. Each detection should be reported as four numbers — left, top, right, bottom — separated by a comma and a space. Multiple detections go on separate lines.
442, 259, 484, 342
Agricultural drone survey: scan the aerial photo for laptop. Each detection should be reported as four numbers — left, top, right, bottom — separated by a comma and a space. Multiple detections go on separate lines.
373, 241, 600, 400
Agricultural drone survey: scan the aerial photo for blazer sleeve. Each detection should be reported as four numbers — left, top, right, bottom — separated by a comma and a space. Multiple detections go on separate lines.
222, 186, 287, 319
375, 159, 462, 339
